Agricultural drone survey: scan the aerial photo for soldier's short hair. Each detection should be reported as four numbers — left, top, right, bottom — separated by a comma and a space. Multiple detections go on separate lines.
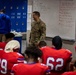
33, 11, 40, 17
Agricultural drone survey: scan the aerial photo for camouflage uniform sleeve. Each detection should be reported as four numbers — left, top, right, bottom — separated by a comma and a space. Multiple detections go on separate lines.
29, 32, 31, 40
40, 23, 46, 41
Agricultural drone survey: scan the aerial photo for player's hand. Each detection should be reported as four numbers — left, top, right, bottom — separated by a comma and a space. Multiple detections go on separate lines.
10, 73, 14, 75
46, 72, 51, 75
69, 60, 76, 71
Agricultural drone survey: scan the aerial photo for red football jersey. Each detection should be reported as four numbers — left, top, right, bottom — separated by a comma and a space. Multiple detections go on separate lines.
0, 52, 24, 75
0, 50, 6, 75
0, 50, 5, 57
0, 42, 7, 50
40, 46, 72, 75
11, 63, 50, 75
62, 72, 76, 75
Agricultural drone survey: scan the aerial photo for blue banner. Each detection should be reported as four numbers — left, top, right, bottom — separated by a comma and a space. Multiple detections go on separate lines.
0, 0, 28, 32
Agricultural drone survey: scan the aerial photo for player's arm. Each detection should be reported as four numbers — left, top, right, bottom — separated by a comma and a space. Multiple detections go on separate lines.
66, 58, 72, 71
65, 50, 72, 71
41, 64, 51, 75
61, 72, 68, 75
66, 62, 71, 71
17, 53, 25, 63
11, 73, 14, 75
45, 67, 51, 75
11, 69, 15, 75
10, 64, 18, 75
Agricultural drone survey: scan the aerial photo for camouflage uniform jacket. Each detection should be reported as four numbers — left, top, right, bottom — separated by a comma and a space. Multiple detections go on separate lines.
30, 19, 46, 45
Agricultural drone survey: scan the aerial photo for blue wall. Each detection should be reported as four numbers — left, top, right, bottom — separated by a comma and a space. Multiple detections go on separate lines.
0, 0, 28, 32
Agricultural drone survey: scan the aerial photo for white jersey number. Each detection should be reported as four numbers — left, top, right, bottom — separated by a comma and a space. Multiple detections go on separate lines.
46, 57, 64, 71
0, 59, 7, 74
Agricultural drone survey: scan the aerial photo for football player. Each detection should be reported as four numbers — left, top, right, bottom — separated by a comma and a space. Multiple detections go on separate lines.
11, 46, 50, 75
0, 40, 24, 75
40, 36, 72, 75
0, 33, 15, 50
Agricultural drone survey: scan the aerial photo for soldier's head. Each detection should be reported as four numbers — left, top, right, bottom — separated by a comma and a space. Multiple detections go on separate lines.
25, 46, 43, 63
52, 36, 62, 50
38, 41, 47, 48
33, 11, 40, 21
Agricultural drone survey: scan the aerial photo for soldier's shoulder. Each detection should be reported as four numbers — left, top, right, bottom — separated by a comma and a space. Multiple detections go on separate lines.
40, 20, 46, 26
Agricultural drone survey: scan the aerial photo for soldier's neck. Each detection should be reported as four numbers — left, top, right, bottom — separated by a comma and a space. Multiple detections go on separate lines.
35, 18, 40, 22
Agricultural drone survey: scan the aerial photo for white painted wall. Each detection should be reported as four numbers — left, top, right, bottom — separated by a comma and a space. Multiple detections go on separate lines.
27, 0, 76, 60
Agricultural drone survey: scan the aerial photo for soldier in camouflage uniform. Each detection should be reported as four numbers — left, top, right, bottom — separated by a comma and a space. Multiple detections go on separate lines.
29, 11, 46, 46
